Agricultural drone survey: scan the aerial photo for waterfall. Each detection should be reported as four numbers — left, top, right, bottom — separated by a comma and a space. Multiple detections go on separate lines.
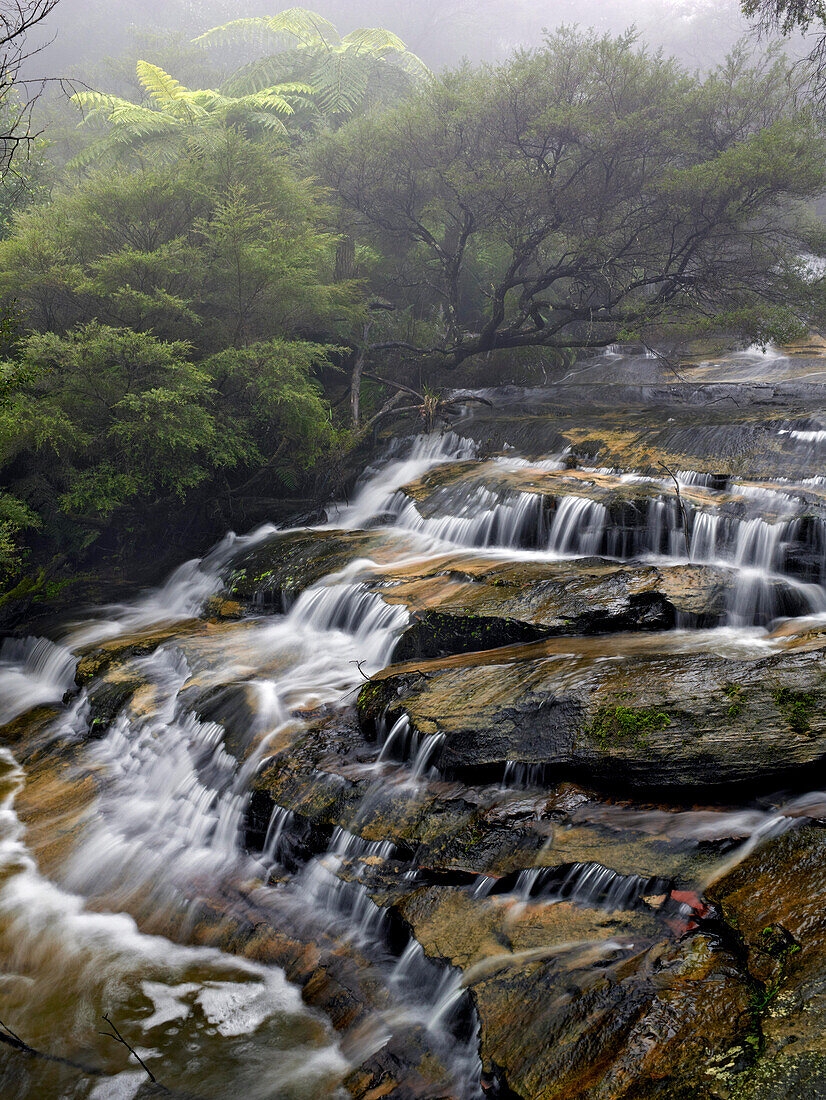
6, 398, 826, 1100
547, 497, 607, 555
0, 637, 77, 725
390, 488, 548, 550
690, 511, 724, 562
728, 518, 786, 626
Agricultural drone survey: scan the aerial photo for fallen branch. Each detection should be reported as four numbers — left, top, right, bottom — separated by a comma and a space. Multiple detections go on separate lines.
0, 1018, 104, 1077
360, 370, 424, 401
99, 1013, 157, 1084
659, 462, 692, 560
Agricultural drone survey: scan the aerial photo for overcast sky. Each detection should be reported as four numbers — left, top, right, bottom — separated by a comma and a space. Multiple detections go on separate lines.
27, 0, 798, 81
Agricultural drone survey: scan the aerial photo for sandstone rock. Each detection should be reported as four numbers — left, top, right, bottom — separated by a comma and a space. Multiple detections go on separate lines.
360, 646, 826, 790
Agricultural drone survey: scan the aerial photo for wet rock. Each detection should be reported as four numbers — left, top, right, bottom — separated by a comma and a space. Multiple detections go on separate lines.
384, 556, 738, 660
390, 886, 752, 1100
75, 621, 206, 684
706, 826, 826, 1099
86, 672, 149, 739
359, 646, 826, 791
186, 680, 261, 762
248, 713, 713, 892
0, 705, 60, 747
225, 529, 414, 607
452, 381, 826, 482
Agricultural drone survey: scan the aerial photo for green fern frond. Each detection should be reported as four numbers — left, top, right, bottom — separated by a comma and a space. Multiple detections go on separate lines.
341, 28, 408, 54
239, 91, 295, 114
310, 53, 369, 116
263, 8, 341, 49
247, 112, 290, 133
390, 50, 432, 81
193, 17, 282, 50
67, 131, 126, 168
72, 90, 132, 112
222, 52, 306, 96
136, 61, 190, 103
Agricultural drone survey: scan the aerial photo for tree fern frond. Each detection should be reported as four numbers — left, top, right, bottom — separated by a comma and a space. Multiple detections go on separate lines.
247, 112, 289, 133
67, 130, 127, 168
192, 17, 282, 50
310, 53, 369, 116
264, 8, 341, 49
341, 28, 408, 54
136, 60, 190, 103
71, 91, 139, 116
222, 51, 307, 96
391, 50, 432, 81
238, 94, 294, 114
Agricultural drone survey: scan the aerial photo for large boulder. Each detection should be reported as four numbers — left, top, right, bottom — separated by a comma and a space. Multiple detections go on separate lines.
224, 528, 415, 607
359, 645, 826, 790
389, 885, 753, 1100
384, 555, 742, 659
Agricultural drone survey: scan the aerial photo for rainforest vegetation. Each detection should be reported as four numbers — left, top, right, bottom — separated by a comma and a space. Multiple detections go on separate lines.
1, 0, 826, 618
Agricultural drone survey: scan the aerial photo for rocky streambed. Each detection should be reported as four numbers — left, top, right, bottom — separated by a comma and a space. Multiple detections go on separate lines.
3, 346, 826, 1099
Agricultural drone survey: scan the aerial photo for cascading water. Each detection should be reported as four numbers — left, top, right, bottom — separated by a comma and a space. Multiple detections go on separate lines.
5, 396, 826, 1100
547, 497, 608, 555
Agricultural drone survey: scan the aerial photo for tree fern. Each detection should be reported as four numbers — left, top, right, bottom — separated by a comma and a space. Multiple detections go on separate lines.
69, 64, 311, 167
195, 7, 431, 122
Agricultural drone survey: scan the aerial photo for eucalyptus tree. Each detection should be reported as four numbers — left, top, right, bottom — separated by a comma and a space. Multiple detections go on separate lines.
194, 6, 430, 124
69, 60, 310, 166
312, 30, 826, 420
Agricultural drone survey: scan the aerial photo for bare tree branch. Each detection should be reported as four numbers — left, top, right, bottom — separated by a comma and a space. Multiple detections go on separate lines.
98, 1013, 157, 1084
0, 0, 63, 177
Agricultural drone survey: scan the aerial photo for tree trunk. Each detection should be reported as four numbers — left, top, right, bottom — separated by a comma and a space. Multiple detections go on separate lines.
350, 345, 366, 428
335, 234, 356, 282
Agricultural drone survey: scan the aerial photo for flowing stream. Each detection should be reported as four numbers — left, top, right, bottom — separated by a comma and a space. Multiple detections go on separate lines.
2, 350, 826, 1097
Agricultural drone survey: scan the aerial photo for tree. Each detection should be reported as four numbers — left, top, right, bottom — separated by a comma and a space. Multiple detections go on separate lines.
0, 323, 340, 579
742, 1, 826, 34
0, 133, 358, 350
0, 134, 360, 585
310, 30, 826, 414
0, 0, 61, 175
742, 1, 826, 96
194, 7, 430, 124
69, 61, 312, 166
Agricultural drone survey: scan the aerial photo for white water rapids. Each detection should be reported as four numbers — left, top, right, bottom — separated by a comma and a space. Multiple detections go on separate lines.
1, 410, 826, 1098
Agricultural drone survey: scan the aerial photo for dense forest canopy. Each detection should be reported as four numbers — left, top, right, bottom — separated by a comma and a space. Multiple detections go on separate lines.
0, 0, 826, 620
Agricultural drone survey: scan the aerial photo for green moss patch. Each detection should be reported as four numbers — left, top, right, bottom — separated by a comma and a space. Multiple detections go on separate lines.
586, 704, 671, 748
771, 687, 816, 736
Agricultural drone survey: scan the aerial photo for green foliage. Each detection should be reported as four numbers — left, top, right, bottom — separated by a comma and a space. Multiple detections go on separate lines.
0, 492, 39, 586
69, 61, 312, 167
0, 323, 339, 563
1, 324, 215, 517
742, 1, 826, 35
723, 684, 745, 721
195, 7, 430, 123
312, 31, 826, 372
0, 136, 363, 590
205, 339, 339, 489
0, 135, 359, 351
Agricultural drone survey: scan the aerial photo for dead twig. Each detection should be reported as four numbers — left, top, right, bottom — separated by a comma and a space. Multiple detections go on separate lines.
98, 1013, 157, 1084
659, 461, 692, 560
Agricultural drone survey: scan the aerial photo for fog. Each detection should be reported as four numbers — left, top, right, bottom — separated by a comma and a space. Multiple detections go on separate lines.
27, 0, 794, 80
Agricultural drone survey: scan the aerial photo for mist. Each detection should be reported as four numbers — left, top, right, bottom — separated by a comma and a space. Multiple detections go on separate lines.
29, 0, 780, 79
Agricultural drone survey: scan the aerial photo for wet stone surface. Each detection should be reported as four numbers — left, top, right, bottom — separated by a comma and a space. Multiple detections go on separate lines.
5, 348, 826, 1099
